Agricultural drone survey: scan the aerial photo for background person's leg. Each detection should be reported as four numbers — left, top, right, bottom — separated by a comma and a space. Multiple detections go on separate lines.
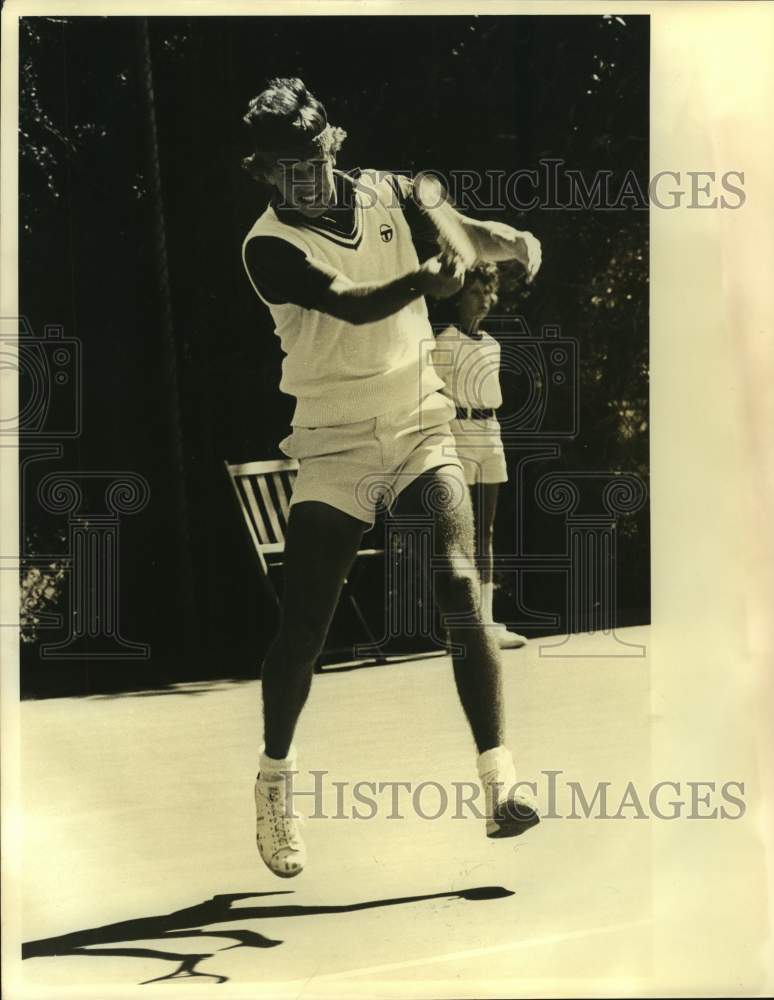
470, 481, 499, 622
262, 500, 366, 759
472, 478, 528, 648
394, 467, 504, 753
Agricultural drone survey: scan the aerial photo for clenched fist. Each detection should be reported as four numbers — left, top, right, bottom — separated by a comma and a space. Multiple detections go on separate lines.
415, 252, 466, 299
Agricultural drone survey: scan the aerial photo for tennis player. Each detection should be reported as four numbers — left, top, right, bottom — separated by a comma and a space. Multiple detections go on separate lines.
240, 78, 542, 877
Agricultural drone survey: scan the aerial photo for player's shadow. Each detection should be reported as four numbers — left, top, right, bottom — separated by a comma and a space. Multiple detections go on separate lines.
22, 886, 514, 984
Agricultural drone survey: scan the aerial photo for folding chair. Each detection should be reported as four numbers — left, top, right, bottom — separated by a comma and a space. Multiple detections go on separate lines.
224, 457, 387, 668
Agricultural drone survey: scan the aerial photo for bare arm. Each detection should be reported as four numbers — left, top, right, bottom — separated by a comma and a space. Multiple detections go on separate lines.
461, 215, 543, 280
320, 255, 464, 326
408, 172, 542, 280
244, 235, 464, 326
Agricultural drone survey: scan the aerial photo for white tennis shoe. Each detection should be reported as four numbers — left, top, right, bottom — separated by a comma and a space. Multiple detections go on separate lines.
478, 745, 540, 839
255, 766, 306, 879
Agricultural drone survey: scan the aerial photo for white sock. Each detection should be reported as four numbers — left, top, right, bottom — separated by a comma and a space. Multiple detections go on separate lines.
481, 581, 494, 623
258, 745, 297, 782
477, 745, 515, 782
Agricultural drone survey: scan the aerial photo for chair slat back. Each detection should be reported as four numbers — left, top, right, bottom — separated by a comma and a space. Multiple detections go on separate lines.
272, 471, 292, 521
224, 458, 299, 568
256, 475, 284, 543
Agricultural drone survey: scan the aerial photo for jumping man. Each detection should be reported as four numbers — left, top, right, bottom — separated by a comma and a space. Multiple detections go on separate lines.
240, 78, 542, 878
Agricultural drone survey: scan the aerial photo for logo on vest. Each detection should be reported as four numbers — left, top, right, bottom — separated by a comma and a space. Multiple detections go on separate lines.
379, 224, 394, 243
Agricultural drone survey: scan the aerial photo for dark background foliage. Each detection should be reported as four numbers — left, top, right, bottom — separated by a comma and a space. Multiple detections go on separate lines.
18, 14, 649, 695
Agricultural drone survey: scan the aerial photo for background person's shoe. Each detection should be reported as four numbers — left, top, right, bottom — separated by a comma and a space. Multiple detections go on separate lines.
492, 622, 528, 649
255, 774, 306, 878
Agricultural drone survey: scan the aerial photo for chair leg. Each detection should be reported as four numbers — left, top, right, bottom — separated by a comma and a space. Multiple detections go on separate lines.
314, 557, 388, 670
344, 585, 387, 665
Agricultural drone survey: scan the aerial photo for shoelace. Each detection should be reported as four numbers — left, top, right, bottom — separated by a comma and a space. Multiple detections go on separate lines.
481, 769, 533, 814
262, 785, 303, 848
486, 777, 537, 812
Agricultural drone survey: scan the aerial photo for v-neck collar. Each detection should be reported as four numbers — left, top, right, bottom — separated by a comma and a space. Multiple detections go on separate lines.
273, 171, 358, 241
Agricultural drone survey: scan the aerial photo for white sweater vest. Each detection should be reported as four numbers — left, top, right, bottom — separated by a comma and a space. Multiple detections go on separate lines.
242, 170, 442, 427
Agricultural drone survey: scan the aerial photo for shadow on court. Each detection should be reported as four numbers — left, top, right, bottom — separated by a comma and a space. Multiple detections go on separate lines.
22, 886, 515, 984
82, 679, 254, 700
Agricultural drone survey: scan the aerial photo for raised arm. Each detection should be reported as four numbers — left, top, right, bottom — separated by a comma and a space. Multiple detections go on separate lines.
319, 255, 465, 325
406, 172, 542, 281
461, 215, 542, 280
244, 236, 465, 326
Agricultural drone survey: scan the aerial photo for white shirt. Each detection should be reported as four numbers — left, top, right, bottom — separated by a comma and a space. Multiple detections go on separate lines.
242, 170, 443, 427
430, 324, 503, 410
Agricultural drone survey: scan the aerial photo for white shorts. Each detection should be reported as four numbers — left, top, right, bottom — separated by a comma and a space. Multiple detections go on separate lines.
449, 416, 508, 486
279, 391, 463, 526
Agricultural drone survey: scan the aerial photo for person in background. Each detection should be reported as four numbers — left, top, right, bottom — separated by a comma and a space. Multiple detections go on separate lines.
431, 263, 528, 649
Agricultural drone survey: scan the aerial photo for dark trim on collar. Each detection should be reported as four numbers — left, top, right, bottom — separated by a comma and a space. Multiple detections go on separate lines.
272, 169, 356, 227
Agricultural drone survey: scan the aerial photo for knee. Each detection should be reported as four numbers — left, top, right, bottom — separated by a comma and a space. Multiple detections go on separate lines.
273, 615, 328, 667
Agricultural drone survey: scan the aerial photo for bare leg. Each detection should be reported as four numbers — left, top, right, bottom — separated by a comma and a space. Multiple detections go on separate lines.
470, 482, 500, 621
394, 467, 503, 753
470, 481, 499, 583
262, 501, 366, 759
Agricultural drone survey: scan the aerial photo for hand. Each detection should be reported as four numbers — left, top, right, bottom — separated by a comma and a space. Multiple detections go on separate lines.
470, 220, 542, 281
415, 252, 466, 299
512, 229, 542, 283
